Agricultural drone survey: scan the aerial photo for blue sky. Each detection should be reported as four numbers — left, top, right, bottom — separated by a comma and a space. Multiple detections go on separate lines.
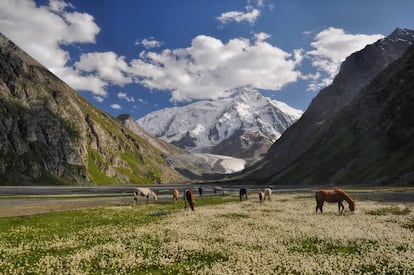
1, 0, 414, 119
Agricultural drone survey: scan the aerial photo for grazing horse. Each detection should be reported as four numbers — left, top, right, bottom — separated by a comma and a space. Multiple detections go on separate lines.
184, 189, 195, 211
134, 187, 157, 205
315, 189, 355, 213
239, 188, 247, 201
172, 188, 179, 204
214, 186, 224, 194
258, 191, 265, 205
198, 187, 203, 196
264, 188, 272, 201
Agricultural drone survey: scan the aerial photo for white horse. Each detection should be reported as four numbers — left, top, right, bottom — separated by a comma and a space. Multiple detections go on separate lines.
264, 188, 272, 201
134, 187, 157, 205
259, 191, 265, 205
214, 186, 224, 194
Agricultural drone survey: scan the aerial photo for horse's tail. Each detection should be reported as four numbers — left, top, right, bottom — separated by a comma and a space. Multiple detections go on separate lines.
185, 189, 195, 211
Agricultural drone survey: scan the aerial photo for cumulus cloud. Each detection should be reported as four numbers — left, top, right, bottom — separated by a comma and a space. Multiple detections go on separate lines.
75, 52, 132, 86
110, 104, 122, 110
307, 27, 384, 91
117, 92, 135, 102
217, 6, 260, 24
0, 0, 104, 94
129, 34, 302, 102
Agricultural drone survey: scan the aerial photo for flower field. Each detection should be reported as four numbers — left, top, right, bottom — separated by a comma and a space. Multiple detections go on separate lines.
0, 193, 413, 274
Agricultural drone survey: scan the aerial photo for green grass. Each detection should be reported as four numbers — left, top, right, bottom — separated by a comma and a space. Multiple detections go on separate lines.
288, 237, 378, 255
366, 206, 412, 216
87, 149, 119, 185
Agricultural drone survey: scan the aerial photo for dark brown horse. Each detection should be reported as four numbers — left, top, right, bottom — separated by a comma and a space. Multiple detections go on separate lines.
184, 189, 195, 211
315, 189, 355, 213
239, 188, 247, 201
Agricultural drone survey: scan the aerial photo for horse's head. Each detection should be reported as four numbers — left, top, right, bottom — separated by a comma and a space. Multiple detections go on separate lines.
153, 193, 158, 201
349, 202, 355, 212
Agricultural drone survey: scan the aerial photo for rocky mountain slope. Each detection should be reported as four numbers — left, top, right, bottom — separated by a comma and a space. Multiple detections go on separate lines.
243, 28, 414, 185
0, 33, 185, 185
138, 89, 302, 161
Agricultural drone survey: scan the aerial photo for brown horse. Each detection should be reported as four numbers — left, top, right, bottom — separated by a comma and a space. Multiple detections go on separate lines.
184, 189, 195, 211
172, 188, 179, 204
315, 189, 355, 213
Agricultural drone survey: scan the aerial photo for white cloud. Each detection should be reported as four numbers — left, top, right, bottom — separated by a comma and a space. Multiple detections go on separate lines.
48, 0, 72, 13
117, 92, 135, 102
129, 34, 302, 102
254, 32, 271, 43
93, 96, 104, 103
75, 52, 132, 86
138, 37, 163, 49
307, 27, 384, 90
217, 7, 260, 24
110, 104, 122, 110
0, 0, 103, 94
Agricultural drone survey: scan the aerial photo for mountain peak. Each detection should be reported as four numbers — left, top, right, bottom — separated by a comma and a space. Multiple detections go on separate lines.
138, 92, 302, 160
388, 28, 414, 41
117, 114, 134, 122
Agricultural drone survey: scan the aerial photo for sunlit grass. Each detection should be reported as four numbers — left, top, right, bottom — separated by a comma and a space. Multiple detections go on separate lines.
0, 193, 413, 274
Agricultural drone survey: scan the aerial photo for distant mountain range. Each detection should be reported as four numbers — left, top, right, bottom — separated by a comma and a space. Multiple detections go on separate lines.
138, 89, 302, 161
242, 28, 414, 186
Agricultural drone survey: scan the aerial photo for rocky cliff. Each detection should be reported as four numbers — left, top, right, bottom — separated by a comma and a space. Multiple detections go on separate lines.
0, 33, 185, 185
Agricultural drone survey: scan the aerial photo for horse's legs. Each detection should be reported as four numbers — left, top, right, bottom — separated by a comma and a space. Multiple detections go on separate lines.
184, 194, 187, 210
316, 202, 323, 213
338, 202, 344, 213
315, 200, 322, 213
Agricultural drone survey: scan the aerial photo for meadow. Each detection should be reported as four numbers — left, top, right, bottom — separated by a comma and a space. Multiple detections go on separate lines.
0, 192, 413, 274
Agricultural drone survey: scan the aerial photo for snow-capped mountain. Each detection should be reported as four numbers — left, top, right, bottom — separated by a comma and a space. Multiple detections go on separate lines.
138, 89, 303, 160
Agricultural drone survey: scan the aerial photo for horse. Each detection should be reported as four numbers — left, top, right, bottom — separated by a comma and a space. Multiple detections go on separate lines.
133, 187, 157, 205
214, 186, 224, 194
264, 188, 272, 201
198, 187, 203, 196
239, 188, 247, 201
315, 189, 355, 214
258, 191, 265, 205
184, 189, 195, 211
172, 188, 179, 204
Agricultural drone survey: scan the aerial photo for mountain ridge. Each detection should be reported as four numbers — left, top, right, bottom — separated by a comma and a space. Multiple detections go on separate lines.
242, 28, 414, 185
138, 89, 302, 161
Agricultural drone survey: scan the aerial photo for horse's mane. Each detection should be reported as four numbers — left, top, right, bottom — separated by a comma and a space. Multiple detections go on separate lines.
336, 189, 355, 205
